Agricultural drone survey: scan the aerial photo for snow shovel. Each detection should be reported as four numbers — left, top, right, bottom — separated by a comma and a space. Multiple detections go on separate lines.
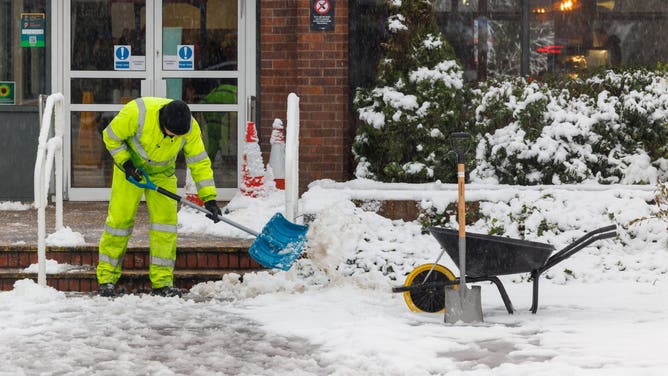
128, 170, 308, 271
444, 132, 483, 323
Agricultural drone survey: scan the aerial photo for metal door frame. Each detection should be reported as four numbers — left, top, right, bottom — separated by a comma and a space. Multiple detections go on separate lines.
51, 0, 255, 201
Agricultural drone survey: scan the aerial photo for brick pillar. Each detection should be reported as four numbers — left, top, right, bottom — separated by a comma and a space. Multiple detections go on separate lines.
259, 0, 351, 193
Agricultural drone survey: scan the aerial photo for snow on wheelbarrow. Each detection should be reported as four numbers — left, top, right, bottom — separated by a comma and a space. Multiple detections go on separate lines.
129, 170, 308, 270
393, 225, 617, 314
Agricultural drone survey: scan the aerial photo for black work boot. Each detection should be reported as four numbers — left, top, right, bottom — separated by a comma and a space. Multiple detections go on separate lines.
151, 286, 182, 298
98, 283, 115, 297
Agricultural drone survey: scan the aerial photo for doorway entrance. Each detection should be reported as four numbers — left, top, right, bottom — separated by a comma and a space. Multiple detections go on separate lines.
57, 0, 255, 201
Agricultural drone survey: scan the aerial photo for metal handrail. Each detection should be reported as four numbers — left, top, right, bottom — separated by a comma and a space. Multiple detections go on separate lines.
33, 93, 65, 286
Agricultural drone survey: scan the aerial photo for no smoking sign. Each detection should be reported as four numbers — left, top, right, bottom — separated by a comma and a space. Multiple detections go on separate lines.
313, 0, 330, 14
310, 0, 334, 31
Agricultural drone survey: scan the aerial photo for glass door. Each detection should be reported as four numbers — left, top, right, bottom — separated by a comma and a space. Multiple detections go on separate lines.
65, 0, 252, 200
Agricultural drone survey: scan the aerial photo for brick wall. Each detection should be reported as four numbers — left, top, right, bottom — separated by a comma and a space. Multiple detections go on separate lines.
259, 0, 352, 193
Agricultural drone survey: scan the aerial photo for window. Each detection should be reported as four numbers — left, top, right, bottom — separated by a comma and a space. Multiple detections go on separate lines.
436, 0, 668, 79
349, 0, 668, 83
0, 0, 49, 106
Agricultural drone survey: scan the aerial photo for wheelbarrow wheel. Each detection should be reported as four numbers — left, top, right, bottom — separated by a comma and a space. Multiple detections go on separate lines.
403, 263, 456, 313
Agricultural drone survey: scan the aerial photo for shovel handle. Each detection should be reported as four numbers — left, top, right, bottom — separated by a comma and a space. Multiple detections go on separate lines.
127, 169, 157, 190
128, 169, 260, 237
451, 132, 470, 289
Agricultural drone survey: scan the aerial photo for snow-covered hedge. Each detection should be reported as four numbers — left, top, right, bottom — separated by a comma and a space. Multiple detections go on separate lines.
471, 70, 668, 185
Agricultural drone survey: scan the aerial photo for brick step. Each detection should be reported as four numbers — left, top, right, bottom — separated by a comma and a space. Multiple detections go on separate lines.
0, 268, 251, 293
0, 245, 262, 270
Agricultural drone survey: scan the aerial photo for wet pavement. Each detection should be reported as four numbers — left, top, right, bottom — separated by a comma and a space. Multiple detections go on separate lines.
0, 201, 249, 249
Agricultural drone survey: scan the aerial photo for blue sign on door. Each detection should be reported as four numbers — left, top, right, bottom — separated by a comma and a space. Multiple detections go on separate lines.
177, 45, 194, 70
114, 45, 131, 70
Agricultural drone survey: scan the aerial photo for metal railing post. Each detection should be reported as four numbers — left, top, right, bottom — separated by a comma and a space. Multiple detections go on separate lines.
34, 93, 65, 286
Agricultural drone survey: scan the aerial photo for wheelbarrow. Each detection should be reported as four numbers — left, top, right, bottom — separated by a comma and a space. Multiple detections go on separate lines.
393, 224, 617, 314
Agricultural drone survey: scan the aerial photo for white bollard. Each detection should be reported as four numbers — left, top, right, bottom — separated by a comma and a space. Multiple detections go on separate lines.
285, 93, 300, 222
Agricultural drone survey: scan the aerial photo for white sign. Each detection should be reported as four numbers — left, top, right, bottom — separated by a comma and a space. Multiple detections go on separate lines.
163, 44, 195, 71
114, 45, 145, 71
163, 55, 178, 70
130, 56, 145, 71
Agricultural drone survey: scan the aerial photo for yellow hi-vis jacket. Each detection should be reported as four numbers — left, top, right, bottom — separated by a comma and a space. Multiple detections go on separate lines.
102, 97, 216, 202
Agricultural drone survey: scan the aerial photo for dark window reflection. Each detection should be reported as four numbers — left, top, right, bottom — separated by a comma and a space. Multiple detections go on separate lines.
350, 0, 668, 81
0, 0, 48, 105
71, 1, 145, 71
71, 0, 237, 72
162, 0, 238, 71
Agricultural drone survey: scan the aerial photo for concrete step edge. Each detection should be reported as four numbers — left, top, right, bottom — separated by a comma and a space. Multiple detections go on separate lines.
0, 268, 260, 279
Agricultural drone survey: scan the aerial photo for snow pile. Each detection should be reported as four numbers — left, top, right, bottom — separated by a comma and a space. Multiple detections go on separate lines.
0, 201, 32, 210
186, 180, 667, 303
0, 278, 65, 303
45, 226, 86, 247
23, 259, 78, 274
305, 202, 365, 274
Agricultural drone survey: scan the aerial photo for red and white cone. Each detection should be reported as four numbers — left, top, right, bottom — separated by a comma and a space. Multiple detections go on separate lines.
184, 169, 204, 206
268, 118, 286, 190
240, 121, 265, 197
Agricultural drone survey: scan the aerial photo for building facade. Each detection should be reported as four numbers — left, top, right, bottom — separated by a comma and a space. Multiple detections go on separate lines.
1, 0, 665, 201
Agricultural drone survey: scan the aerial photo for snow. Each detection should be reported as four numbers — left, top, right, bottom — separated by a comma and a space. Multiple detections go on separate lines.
471, 72, 668, 185
0, 201, 32, 210
45, 225, 87, 247
2, 179, 667, 374
387, 14, 408, 33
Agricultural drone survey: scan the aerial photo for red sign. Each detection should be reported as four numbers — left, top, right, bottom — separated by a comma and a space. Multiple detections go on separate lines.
313, 0, 331, 15
537, 45, 564, 54
310, 0, 334, 31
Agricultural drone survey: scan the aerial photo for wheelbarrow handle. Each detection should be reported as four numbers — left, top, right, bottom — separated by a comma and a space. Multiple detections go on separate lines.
128, 169, 260, 237
540, 224, 617, 273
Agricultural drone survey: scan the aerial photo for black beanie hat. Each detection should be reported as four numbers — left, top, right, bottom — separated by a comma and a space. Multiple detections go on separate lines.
159, 100, 191, 135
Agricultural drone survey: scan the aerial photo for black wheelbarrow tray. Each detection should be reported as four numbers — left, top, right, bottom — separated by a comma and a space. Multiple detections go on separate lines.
393, 224, 617, 314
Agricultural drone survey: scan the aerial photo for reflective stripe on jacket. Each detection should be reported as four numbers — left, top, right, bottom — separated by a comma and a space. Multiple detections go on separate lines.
102, 97, 217, 202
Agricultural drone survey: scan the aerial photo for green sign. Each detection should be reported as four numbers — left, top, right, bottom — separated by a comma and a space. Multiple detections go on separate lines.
21, 13, 45, 48
0, 82, 15, 105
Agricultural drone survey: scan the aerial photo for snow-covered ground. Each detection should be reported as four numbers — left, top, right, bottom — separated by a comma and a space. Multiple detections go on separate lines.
1, 180, 667, 375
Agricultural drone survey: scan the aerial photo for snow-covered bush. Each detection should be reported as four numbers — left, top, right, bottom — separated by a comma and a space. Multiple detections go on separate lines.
471, 69, 668, 184
352, 2, 666, 186
630, 181, 668, 230
352, 0, 468, 183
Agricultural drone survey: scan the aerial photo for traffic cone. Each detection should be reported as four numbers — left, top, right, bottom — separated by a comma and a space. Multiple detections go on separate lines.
268, 118, 286, 190
184, 169, 204, 206
240, 121, 265, 197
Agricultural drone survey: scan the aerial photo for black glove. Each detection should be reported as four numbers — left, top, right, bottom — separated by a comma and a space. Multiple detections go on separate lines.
123, 160, 141, 182
204, 200, 222, 223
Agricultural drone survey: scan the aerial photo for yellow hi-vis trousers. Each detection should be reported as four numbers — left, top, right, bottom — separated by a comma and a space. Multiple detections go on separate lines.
96, 165, 178, 288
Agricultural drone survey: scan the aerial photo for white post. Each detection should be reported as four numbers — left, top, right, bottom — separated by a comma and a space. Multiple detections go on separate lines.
285, 93, 300, 222
34, 93, 65, 286
54, 97, 64, 230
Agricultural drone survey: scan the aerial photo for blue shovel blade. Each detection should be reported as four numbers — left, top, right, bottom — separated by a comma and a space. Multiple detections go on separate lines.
248, 213, 309, 270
